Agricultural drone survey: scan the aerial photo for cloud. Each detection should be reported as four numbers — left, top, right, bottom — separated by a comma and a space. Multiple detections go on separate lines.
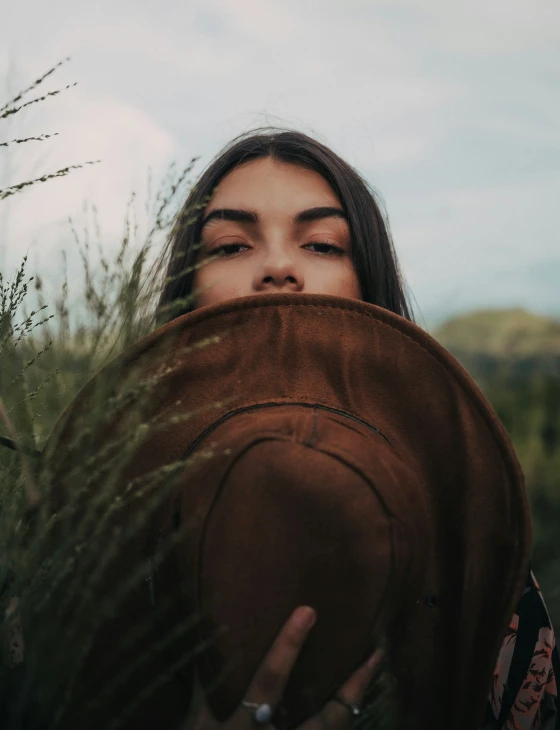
379, 0, 560, 54
1, 87, 175, 274
391, 174, 560, 320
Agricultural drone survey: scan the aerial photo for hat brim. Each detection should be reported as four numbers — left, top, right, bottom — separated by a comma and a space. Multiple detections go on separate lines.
42, 292, 531, 730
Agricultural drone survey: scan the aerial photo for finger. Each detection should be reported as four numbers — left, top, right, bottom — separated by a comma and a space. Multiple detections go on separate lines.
189, 704, 215, 730
237, 606, 317, 711
320, 649, 383, 729
185, 680, 218, 730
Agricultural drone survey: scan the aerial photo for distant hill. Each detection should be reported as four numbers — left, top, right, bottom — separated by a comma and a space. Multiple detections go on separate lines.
434, 308, 560, 357
433, 308, 560, 377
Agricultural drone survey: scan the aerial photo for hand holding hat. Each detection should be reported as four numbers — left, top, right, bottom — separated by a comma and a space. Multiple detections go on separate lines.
188, 606, 383, 730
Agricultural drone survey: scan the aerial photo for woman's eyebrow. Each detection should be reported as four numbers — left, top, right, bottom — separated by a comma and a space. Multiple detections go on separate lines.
201, 208, 258, 231
201, 206, 348, 232
294, 206, 348, 224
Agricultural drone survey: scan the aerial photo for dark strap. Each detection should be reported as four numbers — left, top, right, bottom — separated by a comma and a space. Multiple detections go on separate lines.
495, 571, 551, 728
0, 434, 42, 459
552, 643, 560, 692
552, 644, 560, 730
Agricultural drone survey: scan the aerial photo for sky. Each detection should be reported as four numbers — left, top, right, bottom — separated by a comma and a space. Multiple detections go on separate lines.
0, 0, 558, 328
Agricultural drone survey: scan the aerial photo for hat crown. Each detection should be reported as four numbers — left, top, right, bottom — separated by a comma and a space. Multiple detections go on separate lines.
165, 404, 430, 727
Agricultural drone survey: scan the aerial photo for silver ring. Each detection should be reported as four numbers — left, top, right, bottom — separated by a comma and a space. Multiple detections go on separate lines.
241, 700, 274, 725
332, 695, 361, 717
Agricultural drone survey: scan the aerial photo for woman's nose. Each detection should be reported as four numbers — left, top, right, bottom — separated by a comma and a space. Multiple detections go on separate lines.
258, 257, 302, 291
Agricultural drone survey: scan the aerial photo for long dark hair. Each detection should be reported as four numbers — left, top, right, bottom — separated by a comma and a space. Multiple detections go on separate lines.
157, 128, 416, 324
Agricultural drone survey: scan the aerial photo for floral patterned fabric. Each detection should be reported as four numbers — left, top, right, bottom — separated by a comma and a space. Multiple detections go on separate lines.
485, 571, 559, 730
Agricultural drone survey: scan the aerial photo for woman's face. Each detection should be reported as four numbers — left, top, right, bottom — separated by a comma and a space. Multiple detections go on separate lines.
193, 157, 362, 309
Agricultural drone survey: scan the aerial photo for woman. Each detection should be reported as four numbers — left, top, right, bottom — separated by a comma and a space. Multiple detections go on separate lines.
156, 129, 559, 730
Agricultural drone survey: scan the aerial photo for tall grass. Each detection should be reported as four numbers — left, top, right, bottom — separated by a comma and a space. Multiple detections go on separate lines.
0, 60, 234, 729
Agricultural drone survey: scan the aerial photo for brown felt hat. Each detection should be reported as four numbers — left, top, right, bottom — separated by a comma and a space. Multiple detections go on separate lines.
38, 293, 532, 730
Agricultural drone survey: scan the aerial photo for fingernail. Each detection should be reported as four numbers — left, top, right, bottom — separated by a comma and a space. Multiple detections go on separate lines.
293, 606, 316, 630
367, 649, 383, 670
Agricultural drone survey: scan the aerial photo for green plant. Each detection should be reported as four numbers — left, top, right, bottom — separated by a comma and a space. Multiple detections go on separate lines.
0, 61, 224, 729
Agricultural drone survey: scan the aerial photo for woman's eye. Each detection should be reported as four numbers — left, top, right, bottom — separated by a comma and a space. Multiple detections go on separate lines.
211, 242, 345, 257
304, 243, 345, 255
213, 243, 250, 257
